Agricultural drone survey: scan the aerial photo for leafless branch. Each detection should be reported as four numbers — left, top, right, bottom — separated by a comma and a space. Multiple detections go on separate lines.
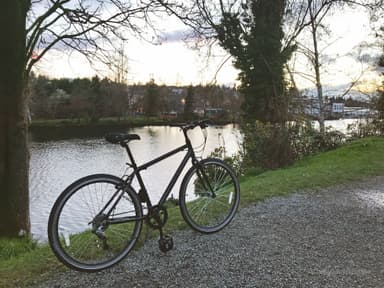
25, 0, 177, 75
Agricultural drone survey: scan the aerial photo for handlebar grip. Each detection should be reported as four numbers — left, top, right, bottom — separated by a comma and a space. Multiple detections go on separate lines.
198, 119, 211, 128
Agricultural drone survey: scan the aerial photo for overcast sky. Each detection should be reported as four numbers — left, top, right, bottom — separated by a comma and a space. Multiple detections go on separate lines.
33, 5, 382, 94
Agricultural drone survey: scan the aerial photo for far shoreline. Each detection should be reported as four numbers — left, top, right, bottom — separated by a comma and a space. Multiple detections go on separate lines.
29, 117, 238, 141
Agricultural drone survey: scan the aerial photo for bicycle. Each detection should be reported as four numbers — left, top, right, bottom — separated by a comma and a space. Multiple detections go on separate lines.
48, 119, 240, 272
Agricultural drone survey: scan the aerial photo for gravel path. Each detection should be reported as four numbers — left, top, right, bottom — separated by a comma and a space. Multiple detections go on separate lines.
30, 176, 384, 288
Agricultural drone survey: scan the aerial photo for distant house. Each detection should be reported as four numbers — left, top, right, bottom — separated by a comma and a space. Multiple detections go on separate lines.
160, 111, 178, 120
332, 103, 344, 114
302, 97, 345, 119
205, 108, 226, 119
193, 108, 205, 118
331, 102, 344, 118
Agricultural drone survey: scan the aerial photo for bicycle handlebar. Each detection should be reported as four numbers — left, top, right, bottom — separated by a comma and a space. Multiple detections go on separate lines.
170, 119, 211, 131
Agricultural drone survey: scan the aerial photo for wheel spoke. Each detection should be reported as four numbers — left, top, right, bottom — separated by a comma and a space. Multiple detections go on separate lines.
181, 159, 239, 234
49, 175, 142, 271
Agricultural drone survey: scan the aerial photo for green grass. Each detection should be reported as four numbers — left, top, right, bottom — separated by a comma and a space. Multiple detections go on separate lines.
0, 237, 37, 261
0, 240, 60, 287
239, 137, 384, 205
1, 136, 384, 287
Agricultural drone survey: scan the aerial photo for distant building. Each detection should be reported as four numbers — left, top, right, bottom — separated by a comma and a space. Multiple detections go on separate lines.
332, 103, 344, 114
160, 111, 178, 120
193, 108, 205, 118
204, 108, 226, 119
343, 107, 374, 118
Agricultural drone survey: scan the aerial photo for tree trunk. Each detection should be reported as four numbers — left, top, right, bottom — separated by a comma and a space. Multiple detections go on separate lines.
0, 1, 30, 237
313, 43, 325, 133
310, 9, 325, 134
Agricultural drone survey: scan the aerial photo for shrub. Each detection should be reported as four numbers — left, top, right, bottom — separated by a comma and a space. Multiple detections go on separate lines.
242, 121, 295, 170
241, 120, 346, 171
208, 146, 246, 177
288, 121, 345, 157
212, 119, 347, 174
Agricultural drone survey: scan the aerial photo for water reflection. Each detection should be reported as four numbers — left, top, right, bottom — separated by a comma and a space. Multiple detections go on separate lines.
29, 125, 241, 241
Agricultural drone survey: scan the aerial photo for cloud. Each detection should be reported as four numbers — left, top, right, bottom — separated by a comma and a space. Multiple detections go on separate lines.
159, 29, 195, 43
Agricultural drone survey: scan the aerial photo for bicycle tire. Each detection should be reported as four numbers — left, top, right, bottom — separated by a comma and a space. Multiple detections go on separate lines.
48, 174, 143, 272
179, 158, 240, 234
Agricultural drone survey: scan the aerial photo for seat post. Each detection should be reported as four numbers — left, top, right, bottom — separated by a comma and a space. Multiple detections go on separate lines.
122, 142, 138, 170
121, 141, 151, 207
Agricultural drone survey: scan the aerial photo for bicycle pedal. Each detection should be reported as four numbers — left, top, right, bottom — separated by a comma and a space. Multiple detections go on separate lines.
158, 235, 174, 253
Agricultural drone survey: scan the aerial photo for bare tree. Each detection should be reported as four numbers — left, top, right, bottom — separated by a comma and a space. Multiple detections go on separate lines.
25, 0, 176, 76
112, 43, 129, 84
0, 0, 185, 237
288, 0, 383, 132
111, 44, 130, 120
285, 0, 355, 133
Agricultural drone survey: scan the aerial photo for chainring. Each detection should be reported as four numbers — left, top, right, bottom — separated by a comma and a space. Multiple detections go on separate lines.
146, 206, 168, 229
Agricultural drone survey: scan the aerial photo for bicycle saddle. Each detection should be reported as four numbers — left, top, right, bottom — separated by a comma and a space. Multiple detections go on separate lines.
105, 133, 140, 144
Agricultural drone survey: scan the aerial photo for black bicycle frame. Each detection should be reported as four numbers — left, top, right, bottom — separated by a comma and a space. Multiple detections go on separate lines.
102, 145, 193, 225
122, 132, 197, 211
100, 126, 217, 226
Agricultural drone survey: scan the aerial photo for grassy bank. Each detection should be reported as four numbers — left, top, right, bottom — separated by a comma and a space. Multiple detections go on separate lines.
1, 136, 384, 287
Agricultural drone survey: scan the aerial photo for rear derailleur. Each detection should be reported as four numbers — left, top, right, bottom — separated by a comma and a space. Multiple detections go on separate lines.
91, 213, 109, 250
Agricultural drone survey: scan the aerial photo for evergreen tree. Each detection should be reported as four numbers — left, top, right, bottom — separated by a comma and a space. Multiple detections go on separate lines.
216, 0, 294, 124
143, 79, 160, 116
184, 85, 195, 120
215, 0, 295, 168
89, 76, 104, 122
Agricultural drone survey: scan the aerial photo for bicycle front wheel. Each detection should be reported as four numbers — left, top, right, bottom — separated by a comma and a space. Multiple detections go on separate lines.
48, 174, 143, 272
179, 158, 240, 234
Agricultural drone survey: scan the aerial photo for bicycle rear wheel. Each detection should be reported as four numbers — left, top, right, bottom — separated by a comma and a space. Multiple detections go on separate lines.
179, 158, 240, 234
48, 174, 142, 272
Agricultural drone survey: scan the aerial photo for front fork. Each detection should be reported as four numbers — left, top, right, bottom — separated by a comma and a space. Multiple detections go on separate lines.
194, 160, 216, 198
